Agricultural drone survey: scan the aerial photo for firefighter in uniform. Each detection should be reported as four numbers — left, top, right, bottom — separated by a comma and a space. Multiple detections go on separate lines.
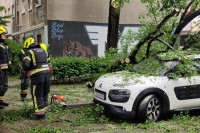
0, 26, 12, 109
18, 38, 34, 101
22, 38, 51, 120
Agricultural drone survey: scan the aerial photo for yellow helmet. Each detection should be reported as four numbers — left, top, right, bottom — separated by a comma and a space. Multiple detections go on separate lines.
40, 43, 47, 51
24, 37, 35, 48
0, 26, 8, 34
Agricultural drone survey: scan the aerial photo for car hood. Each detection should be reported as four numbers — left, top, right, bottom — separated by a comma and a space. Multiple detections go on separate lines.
97, 71, 149, 85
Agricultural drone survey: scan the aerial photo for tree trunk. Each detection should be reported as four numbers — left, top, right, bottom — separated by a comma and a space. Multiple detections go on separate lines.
106, 0, 120, 52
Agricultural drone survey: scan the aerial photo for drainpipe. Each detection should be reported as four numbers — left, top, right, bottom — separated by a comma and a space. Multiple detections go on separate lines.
14, 0, 17, 32
32, 0, 36, 26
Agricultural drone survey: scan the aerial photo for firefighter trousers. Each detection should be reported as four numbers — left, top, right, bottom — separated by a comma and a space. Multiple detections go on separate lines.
0, 70, 8, 99
31, 73, 50, 115
21, 78, 29, 91
20, 69, 29, 92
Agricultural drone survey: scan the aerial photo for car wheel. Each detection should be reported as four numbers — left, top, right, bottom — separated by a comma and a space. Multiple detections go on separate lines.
137, 94, 161, 122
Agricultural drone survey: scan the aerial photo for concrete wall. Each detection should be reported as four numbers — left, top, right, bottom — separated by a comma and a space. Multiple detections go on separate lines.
46, 0, 146, 57
191, 16, 200, 33
48, 20, 140, 57
47, 0, 146, 57
47, 0, 146, 24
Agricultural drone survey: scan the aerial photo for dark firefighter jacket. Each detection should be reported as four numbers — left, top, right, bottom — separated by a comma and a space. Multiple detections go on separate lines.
18, 48, 27, 62
22, 44, 50, 77
0, 41, 11, 69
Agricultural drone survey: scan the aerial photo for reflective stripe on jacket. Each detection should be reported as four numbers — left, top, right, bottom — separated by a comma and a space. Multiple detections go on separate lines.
0, 42, 11, 69
18, 49, 27, 62
23, 47, 50, 77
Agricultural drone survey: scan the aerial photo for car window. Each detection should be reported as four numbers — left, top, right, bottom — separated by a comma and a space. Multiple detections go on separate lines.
162, 61, 178, 76
162, 67, 178, 77
163, 60, 200, 77
164, 61, 178, 68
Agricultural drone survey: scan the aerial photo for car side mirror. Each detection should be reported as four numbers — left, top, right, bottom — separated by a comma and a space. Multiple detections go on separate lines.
167, 75, 174, 79
165, 73, 174, 79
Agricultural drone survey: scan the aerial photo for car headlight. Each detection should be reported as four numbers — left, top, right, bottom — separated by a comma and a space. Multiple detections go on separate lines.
108, 89, 131, 103
113, 82, 136, 87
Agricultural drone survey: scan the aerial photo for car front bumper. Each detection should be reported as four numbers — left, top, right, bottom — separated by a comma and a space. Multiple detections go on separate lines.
94, 98, 135, 119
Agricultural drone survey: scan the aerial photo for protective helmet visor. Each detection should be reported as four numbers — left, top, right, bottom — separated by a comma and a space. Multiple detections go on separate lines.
24, 38, 35, 48
0, 26, 8, 34
40, 43, 47, 51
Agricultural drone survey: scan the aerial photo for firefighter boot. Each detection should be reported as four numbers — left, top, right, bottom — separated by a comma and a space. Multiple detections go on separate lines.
30, 114, 45, 120
20, 92, 27, 101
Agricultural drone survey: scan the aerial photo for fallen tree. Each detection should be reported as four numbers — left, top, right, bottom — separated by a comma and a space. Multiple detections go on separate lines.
126, 0, 200, 64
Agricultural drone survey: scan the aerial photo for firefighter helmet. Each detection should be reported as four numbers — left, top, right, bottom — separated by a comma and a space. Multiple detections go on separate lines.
24, 37, 35, 48
40, 43, 47, 51
0, 26, 8, 34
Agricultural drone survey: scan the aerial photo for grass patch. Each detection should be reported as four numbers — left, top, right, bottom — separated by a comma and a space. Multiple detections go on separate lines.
0, 104, 34, 122
4, 76, 200, 133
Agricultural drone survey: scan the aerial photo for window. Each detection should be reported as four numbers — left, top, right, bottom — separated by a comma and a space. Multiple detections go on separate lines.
28, 0, 32, 11
12, 5, 14, 16
37, 34, 42, 43
8, 8, 10, 15
36, 0, 41, 7
21, 0, 25, 14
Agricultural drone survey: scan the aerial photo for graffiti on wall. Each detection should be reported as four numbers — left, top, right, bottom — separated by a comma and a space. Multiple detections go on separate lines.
63, 41, 94, 58
51, 22, 65, 40
48, 20, 140, 58
84, 25, 108, 57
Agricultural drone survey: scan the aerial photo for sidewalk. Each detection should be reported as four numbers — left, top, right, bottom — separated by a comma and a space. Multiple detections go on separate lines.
8, 79, 21, 87
2, 79, 31, 111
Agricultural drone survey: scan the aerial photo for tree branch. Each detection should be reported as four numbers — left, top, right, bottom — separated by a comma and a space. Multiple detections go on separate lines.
156, 38, 175, 51
146, 40, 153, 58
172, 8, 200, 46
129, 10, 177, 64
180, 1, 194, 21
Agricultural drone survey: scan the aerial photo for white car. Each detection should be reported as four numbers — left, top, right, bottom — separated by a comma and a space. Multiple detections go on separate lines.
94, 54, 200, 122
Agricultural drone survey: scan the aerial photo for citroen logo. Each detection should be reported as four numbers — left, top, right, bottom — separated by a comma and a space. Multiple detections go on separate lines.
99, 83, 102, 88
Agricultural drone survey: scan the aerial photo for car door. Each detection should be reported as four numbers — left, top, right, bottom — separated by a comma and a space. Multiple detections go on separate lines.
163, 63, 200, 110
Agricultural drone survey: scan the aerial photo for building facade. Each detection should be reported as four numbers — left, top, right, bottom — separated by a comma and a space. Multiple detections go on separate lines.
11, 0, 48, 44
1, 1, 200, 57
0, 0, 14, 36
47, 0, 145, 57
1, 0, 146, 58
2, 0, 200, 57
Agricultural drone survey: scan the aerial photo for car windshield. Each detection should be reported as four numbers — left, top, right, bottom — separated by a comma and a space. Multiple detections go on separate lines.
130, 57, 174, 76
130, 55, 200, 77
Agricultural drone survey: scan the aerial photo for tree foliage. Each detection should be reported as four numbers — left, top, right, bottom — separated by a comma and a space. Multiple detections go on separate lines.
123, 0, 200, 64
6, 39, 23, 75
113, 0, 200, 79
0, 6, 13, 26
